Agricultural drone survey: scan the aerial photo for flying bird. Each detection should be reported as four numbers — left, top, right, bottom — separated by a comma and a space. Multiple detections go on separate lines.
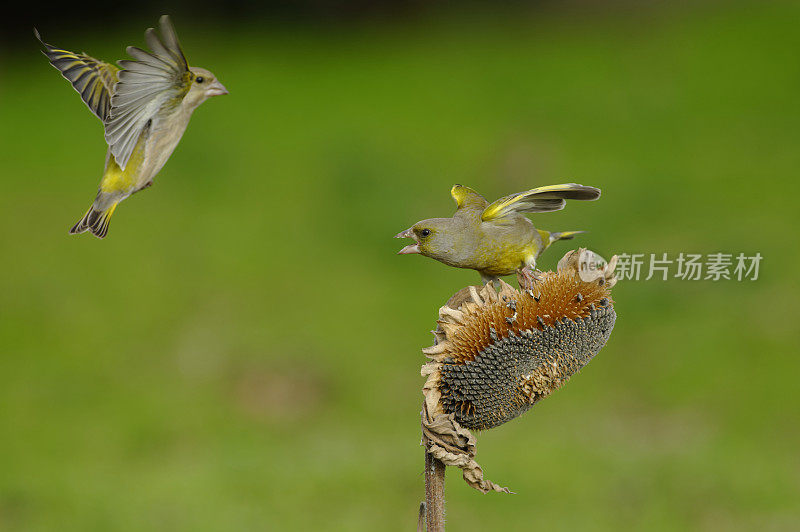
36, 15, 228, 238
395, 183, 601, 284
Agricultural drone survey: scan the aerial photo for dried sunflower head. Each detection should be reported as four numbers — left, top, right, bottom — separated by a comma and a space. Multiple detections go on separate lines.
423, 249, 617, 430
421, 249, 618, 492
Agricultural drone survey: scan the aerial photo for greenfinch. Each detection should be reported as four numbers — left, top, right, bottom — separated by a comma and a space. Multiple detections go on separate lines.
36, 15, 228, 238
395, 183, 601, 284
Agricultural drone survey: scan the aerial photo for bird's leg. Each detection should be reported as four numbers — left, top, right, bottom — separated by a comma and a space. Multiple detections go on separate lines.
517, 266, 542, 291
131, 181, 154, 196
480, 273, 500, 286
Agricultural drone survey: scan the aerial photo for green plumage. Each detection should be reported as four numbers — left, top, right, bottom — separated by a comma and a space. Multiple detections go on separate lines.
396, 183, 601, 283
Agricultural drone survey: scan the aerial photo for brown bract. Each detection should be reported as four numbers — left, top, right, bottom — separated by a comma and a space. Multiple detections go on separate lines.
421, 248, 618, 493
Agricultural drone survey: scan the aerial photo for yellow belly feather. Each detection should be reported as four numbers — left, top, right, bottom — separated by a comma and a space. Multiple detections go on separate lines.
99, 134, 147, 195
476, 240, 539, 276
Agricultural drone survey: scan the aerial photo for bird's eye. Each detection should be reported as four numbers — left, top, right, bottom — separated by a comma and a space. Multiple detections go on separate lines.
420, 229, 431, 238
195, 76, 205, 83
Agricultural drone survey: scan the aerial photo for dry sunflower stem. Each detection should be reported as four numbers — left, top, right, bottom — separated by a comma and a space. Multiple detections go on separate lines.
421, 248, 618, 493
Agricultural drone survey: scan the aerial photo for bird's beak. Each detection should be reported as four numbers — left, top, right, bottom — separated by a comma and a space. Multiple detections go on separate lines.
397, 243, 420, 255
206, 80, 229, 97
395, 227, 420, 255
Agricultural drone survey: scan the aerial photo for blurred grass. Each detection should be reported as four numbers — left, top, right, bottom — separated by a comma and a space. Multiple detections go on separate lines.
1, 2, 799, 530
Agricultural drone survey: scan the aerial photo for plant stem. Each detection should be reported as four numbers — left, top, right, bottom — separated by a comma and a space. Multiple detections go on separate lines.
424, 446, 446, 531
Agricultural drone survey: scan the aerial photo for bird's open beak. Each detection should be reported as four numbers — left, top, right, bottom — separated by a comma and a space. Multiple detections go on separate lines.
206, 80, 229, 97
395, 227, 420, 255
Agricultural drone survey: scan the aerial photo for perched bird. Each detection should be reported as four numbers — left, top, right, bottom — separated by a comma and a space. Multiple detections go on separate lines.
36, 15, 228, 238
395, 183, 601, 284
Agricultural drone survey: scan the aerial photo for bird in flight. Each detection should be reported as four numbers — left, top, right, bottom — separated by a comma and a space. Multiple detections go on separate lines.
36, 15, 228, 238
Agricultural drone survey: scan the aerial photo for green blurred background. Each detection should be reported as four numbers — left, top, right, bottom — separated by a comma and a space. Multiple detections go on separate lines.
1, 1, 799, 530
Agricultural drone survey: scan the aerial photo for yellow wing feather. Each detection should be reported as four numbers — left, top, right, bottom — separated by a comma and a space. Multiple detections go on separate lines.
35, 29, 119, 122
481, 183, 601, 222
450, 184, 489, 210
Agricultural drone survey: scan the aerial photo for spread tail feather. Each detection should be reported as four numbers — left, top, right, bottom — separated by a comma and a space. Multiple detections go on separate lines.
69, 203, 117, 238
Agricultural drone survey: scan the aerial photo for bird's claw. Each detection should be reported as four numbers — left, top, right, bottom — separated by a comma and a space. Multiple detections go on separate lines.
516, 266, 542, 290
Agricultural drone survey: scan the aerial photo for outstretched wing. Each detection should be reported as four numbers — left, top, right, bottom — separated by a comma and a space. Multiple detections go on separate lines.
481, 184, 601, 222
35, 28, 119, 122
105, 15, 192, 170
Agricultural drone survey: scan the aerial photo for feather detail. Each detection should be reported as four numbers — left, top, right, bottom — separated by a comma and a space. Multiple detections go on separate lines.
105, 15, 191, 170
481, 184, 601, 222
35, 28, 119, 122
450, 184, 489, 210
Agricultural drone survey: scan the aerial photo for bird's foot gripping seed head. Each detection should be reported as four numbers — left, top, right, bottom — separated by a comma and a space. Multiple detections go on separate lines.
394, 227, 420, 255
516, 249, 618, 291
516, 266, 543, 290
421, 248, 618, 493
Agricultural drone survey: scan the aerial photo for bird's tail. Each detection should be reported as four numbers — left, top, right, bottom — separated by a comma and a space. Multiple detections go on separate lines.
547, 230, 586, 245
539, 231, 586, 247
69, 202, 118, 239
